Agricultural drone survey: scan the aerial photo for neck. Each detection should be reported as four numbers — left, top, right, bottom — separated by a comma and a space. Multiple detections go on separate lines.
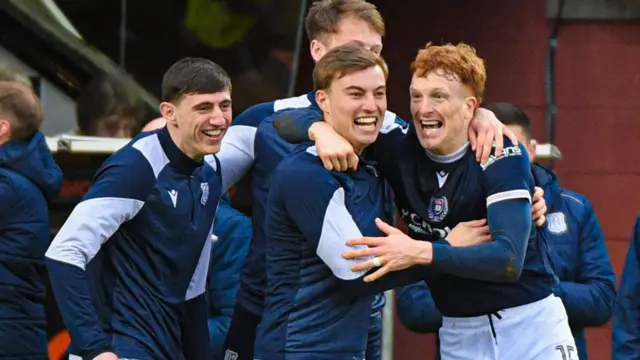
166, 124, 203, 161
425, 138, 470, 164
432, 135, 469, 156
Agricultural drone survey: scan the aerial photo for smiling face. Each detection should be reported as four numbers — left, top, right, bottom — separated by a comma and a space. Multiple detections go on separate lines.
409, 42, 487, 155
317, 65, 387, 153
410, 70, 476, 155
160, 90, 232, 159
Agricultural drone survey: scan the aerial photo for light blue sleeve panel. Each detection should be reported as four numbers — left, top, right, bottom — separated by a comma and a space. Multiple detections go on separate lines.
44, 133, 167, 358
271, 157, 370, 281
209, 102, 273, 193
186, 225, 214, 301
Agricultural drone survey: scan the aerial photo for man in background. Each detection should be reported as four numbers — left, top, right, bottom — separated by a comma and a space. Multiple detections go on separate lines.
0, 79, 63, 359
396, 102, 616, 360
613, 214, 640, 359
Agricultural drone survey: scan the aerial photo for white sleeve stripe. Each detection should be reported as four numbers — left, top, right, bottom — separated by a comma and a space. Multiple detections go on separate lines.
214, 125, 257, 192
132, 134, 170, 178
486, 189, 531, 207
273, 94, 311, 112
45, 197, 145, 270
185, 226, 213, 300
316, 188, 369, 280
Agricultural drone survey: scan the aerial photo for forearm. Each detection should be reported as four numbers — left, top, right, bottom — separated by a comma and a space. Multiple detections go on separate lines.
182, 294, 212, 360
45, 258, 112, 358
430, 200, 531, 282
557, 281, 615, 327
345, 265, 432, 297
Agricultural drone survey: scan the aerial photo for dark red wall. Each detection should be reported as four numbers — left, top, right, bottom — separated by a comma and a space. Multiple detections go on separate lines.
297, 1, 640, 359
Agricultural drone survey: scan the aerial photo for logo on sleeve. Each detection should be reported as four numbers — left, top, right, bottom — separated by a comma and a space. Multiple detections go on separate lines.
427, 196, 449, 222
480, 146, 522, 171
200, 182, 209, 205
547, 212, 568, 234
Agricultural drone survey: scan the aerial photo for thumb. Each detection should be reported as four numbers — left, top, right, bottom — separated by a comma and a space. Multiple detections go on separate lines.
375, 217, 401, 235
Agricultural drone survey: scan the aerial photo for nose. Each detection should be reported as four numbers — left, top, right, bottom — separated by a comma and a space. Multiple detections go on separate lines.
209, 106, 227, 126
361, 93, 377, 113
419, 98, 436, 117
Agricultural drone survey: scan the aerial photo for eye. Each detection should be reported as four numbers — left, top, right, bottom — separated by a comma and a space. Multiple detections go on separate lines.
411, 93, 422, 101
349, 92, 364, 98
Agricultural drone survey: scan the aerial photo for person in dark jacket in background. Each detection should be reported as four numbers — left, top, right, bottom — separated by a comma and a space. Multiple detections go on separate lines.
396, 102, 616, 360
0, 80, 63, 359
612, 215, 640, 359
208, 192, 251, 359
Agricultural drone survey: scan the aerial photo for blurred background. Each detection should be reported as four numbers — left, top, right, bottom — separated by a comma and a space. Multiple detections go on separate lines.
2, 1, 640, 359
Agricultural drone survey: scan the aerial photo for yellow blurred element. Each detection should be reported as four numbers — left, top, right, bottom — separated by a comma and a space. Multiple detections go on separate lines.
185, 0, 256, 48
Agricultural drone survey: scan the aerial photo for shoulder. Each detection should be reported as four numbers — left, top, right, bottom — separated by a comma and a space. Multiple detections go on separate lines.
379, 110, 408, 135
104, 131, 168, 177
556, 188, 591, 222
272, 146, 340, 193
480, 136, 529, 171
233, 101, 276, 127
0, 171, 17, 202
273, 93, 313, 112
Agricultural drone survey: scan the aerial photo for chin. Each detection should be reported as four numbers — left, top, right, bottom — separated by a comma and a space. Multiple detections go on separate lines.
416, 133, 444, 152
201, 143, 222, 156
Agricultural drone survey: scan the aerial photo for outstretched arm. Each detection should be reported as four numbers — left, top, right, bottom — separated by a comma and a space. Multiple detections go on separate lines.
45, 148, 157, 359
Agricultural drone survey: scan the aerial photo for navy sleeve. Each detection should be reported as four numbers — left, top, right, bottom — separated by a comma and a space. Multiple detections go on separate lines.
613, 215, 640, 359
431, 139, 533, 282
207, 204, 252, 357
183, 226, 214, 360
555, 197, 615, 328
209, 102, 273, 193
275, 162, 428, 296
272, 107, 323, 144
396, 282, 442, 333
44, 146, 158, 359
0, 175, 16, 222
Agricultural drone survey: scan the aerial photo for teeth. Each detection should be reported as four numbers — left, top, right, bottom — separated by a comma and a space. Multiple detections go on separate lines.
204, 129, 222, 136
355, 116, 377, 125
420, 120, 440, 126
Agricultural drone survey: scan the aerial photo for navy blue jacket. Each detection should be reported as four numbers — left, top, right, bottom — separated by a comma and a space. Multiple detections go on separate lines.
396, 164, 616, 360
46, 128, 221, 360
613, 214, 640, 359
207, 194, 251, 360
0, 132, 63, 360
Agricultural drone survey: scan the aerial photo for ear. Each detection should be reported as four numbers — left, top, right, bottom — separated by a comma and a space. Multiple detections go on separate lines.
0, 118, 11, 137
310, 39, 326, 63
528, 139, 537, 163
463, 97, 478, 121
159, 102, 177, 125
315, 89, 331, 115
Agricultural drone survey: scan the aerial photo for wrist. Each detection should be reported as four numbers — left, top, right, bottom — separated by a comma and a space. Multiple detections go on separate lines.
308, 121, 329, 141
410, 240, 434, 266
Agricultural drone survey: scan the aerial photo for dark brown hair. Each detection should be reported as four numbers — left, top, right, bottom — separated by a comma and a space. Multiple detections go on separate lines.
305, 0, 385, 42
313, 43, 388, 90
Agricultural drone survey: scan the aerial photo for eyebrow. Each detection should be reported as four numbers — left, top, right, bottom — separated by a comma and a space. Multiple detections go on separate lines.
345, 85, 386, 92
191, 98, 232, 109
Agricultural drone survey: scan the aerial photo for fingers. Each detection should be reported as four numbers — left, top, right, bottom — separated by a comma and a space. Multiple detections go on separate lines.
493, 126, 504, 155
347, 153, 359, 171
533, 186, 544, 200
468, 124, 478, 151
364, 265, 391, 283
349, 255, 388, 272
480, 127, 495, 164
338, 156, 349, 172
374, 218, 402, 235
475, 128, 487, 162
536, 215, 546, 227
345, 236, 385, 248
320, 156, 334, 171
476, 234, 492, 244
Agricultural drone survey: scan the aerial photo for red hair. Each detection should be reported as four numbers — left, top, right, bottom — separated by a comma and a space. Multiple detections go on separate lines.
411, 42, 487, 104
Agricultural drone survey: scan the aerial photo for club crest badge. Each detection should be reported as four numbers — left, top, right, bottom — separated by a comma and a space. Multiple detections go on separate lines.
200, 182, 209, 206
547, 212, 568, 234
427, 196, 449, 222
